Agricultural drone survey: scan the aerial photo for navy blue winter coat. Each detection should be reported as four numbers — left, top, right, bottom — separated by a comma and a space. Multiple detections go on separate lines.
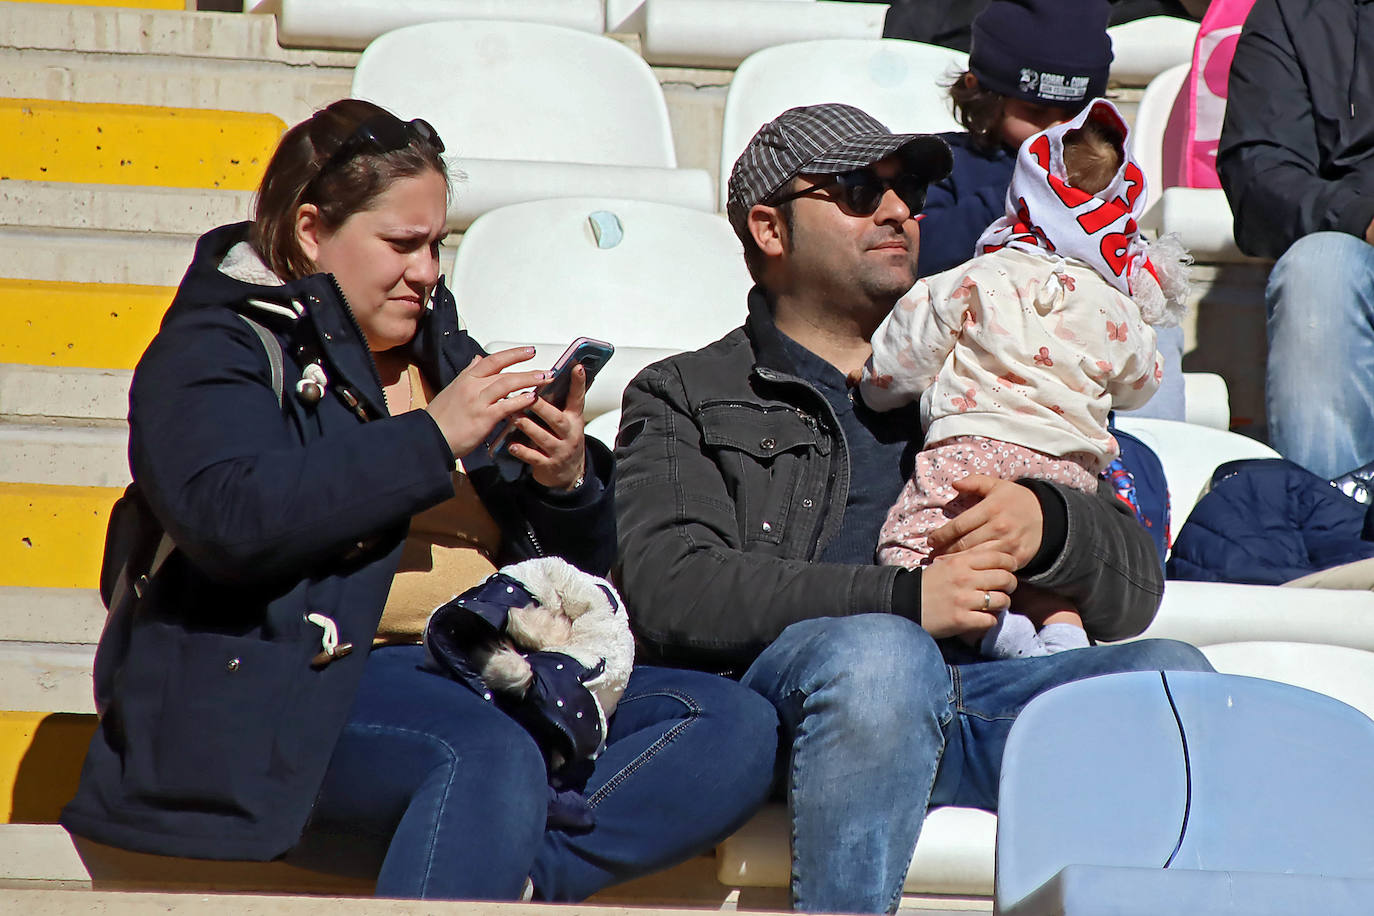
916, 132, 1014, 279
1167, 458, 1374, 584
61, 222, 615, 861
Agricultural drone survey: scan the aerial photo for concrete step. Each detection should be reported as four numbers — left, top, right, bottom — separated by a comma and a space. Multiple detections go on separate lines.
0, 587, 105, 645
0, 366, 131, 424
0, 424, 129, 488
0, 181, 250, 241
2, 98, 283, 188
0, 274, 174, 370
0, 644, 95, 716
0, 226, 196, 285
0, 4, 357, 127
0, 482, 116, 591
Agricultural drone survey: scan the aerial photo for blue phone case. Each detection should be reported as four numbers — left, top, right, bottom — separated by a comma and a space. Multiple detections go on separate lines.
488, 338, 614, 482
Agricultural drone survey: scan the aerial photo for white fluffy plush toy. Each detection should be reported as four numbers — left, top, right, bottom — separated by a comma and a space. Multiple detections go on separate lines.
470, 557, 635, 758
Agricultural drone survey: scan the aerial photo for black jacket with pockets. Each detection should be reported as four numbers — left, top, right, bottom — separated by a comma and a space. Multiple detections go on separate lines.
615, 289, 1165, 672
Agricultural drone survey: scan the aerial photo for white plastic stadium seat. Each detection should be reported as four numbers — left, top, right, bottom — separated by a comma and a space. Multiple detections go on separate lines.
273, 0, 603, 50
720, 38, 967, 208
448, 197, 753, 422
1105, 15, 1199, 87
1111, 416, 1277, 524
718, 803, 997, 897
1161, 187, 1247, 262
351, 21, 714, 228
1131, 61, 1189, 226
638, 0, 886, 69
1132, 63, 1251, 261
996, 671, 1374, 915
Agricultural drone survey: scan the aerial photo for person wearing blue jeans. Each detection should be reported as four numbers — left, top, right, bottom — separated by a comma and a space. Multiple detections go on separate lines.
295, 646, 776, 900
1218, 0, 1374, 479
1261, 234, 1374, 480
742, 616, 1206, 911
615, 103, 1213, 914
62, 100, 778, 902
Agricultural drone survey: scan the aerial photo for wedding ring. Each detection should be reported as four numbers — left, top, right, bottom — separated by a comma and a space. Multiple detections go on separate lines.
982, 591, 991, 612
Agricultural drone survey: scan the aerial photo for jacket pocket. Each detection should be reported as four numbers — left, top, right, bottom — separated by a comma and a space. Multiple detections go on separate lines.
699, 401, 822, 547
121, 622, 300, 815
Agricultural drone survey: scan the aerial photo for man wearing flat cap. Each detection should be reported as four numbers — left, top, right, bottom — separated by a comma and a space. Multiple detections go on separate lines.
615, 104, 1210, 913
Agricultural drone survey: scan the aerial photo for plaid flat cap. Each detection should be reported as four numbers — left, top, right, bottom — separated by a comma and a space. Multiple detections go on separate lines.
726, 103, 953, 238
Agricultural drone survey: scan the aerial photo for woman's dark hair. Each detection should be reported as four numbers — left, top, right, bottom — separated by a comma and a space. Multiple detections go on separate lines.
252, 98, 450, 282
946, 70, 1007, 154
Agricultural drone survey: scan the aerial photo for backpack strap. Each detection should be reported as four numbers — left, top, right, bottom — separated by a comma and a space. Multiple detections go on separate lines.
107, 313, 287, 611
236, 312, 286, 407
105, 529, 174, 617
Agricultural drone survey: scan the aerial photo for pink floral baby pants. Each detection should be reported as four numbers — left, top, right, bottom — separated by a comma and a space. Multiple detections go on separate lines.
878, 435, 1100, 568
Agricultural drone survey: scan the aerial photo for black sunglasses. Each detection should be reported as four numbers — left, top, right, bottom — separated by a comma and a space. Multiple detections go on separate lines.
769, 167, 928, 216
312, 114, 445, 186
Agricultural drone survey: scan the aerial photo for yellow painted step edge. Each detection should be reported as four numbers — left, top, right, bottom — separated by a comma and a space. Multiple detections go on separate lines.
0, 710, 96, 824
0, 98, 284, 190
0, 484, 118, 591
6, 0, 183, 8
0, 278, 173, 370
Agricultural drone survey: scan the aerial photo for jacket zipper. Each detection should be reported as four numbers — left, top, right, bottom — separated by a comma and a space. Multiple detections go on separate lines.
524, 520, 546, 558
326, 275, 389, 416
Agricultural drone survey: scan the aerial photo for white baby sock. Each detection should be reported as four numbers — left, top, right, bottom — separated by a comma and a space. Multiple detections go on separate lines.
980, 610, 1051, 659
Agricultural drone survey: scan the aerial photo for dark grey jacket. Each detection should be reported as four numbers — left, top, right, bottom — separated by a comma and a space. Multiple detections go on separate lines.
1218, 0, 1374, 259
615, 291, 1165, 671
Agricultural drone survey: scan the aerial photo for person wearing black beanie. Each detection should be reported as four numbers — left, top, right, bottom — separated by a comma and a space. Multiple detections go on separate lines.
969, 0, 1113, 109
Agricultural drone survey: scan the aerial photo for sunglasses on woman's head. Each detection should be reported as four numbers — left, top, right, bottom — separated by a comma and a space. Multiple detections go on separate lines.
768, 167, 929, 216
314, 114, 445, 183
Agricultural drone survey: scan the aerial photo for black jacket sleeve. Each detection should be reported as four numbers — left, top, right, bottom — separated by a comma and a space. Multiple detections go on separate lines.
1020, 478, 1166, 642
614, 364, 903, 668
130, 309, 458, 585
1217, 0, 1374, 258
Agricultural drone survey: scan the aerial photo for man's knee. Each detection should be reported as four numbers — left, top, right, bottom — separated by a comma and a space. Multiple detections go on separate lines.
758, 614, 950, 729
1269, 232, 1374, 319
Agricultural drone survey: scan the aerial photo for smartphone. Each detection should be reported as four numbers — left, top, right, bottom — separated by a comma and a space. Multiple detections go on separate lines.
488, 337, 615, 481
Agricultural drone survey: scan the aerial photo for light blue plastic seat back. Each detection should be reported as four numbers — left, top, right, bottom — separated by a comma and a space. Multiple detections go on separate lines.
996, 670, 1374, 914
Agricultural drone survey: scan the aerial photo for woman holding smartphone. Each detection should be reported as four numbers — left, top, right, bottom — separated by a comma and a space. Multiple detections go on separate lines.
61, 99, 777, 900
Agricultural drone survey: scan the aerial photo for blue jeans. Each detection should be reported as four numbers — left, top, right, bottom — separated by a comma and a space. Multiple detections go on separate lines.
1265, 231, 1374, 479
292, 646, 777, 900
740, 614, 1212, 913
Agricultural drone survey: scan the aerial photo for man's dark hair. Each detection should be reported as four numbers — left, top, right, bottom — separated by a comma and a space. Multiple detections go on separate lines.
741, 198, 793, 284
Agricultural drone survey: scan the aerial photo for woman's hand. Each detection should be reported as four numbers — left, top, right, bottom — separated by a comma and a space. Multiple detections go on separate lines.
507, 364, 589, 491
425, 347, 548, 459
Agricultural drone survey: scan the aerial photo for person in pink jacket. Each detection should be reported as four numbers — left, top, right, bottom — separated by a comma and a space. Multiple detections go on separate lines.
860, 98, 1190, 660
